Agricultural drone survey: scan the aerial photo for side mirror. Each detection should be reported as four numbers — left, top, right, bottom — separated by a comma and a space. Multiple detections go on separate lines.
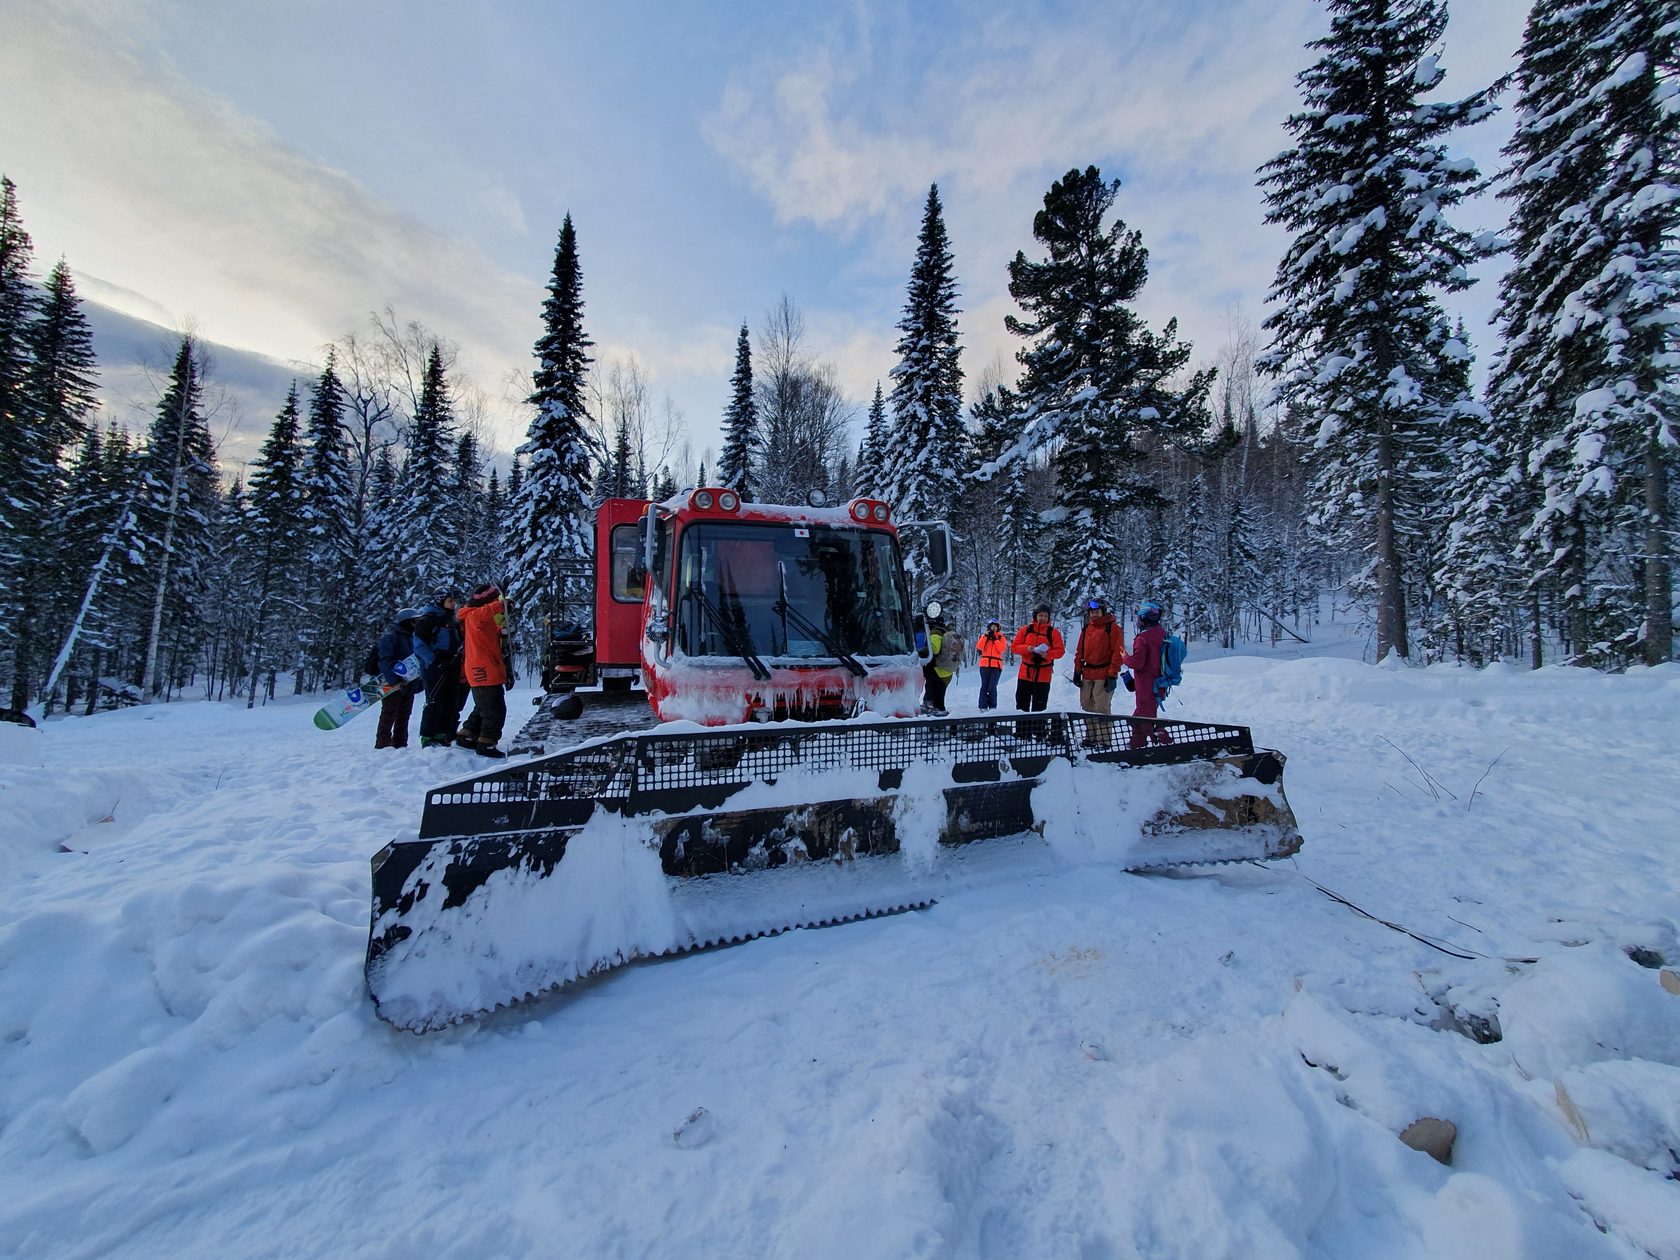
642, 508, 658, 575
926, 524, 952, 577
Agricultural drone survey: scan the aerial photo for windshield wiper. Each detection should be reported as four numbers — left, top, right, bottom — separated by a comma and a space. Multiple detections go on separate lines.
775, 563, 868, 677
686, 588, 770, 681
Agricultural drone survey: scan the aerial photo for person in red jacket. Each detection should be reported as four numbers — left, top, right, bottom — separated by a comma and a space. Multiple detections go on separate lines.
456, 582, 513, 758
1010, 605, 1064, 712
1073, 597, 1126, 715
1122, 599, 1171, 748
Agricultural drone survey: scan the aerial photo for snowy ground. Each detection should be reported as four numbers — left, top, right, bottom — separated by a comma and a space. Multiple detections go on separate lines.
3, 655, 1679, 1259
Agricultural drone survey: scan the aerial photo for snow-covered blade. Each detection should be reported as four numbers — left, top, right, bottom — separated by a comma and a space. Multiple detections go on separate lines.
365, 712, 1302, 1032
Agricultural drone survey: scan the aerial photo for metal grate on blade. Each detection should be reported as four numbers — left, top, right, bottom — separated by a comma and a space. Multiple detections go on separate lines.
418, 713, 1255, 839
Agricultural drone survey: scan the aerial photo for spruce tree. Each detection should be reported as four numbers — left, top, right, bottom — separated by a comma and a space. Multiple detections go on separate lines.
0, 176, 38, 685
509, 214, 596, 614
240, 385, 309, 704
298, 350, 357, 686
135, 335, 218, 696
1259, 0, 1493, 662
397, 345, 458, 594
1491, 0, 1677, 666
1007, 166, 1212, 609
885, 184, 966, 577
856, 382, 889, 497
10, 259, 98, 706
717, 322, 756, 497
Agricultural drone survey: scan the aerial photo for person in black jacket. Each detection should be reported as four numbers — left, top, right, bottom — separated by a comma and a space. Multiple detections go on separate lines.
412, 587, 465, 747
374, 607, 424, 749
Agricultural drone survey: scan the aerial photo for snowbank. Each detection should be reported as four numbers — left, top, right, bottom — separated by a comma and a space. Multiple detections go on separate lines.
2, 668, 1678, 1257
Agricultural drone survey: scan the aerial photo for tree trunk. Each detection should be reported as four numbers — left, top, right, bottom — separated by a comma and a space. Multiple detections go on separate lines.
1373, 420, 1408, 662
140, 400, 189, 697
1643, 437, 1673, 665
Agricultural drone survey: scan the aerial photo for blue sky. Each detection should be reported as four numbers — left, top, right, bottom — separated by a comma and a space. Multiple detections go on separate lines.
0, 0, 1528, 473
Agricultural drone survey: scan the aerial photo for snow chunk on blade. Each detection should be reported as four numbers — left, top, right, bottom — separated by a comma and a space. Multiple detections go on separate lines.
364, 712, 1303, 1031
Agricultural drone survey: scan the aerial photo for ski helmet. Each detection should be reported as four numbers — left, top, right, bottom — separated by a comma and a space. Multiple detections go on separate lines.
431, 585, 461, 606
1033, 604, 1052, 619
1137, 600, 1163, 624
396, 606, 426, 626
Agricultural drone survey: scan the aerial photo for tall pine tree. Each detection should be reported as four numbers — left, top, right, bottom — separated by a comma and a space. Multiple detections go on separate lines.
885, 184, 966, 569
240, 385, 309, 704
717, 322, 756, 497
1259, 0, 1493, 662
1490, 0, 1677, 666
509, 214, 597, 614
1006, 167, 1212, 609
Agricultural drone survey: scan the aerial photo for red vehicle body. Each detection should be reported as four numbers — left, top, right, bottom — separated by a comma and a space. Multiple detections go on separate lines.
590, 490, 925, 724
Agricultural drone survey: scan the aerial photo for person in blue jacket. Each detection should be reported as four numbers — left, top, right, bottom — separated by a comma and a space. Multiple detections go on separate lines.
374, 607, 425, 749
412, 587, 465, 747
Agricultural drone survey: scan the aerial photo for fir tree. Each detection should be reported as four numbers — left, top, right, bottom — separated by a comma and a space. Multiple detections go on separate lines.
885, 185, 966, 577
1259, 0, 1494, 662
1006, 166, 1212, 609
717, 322, 756, 498
509, 214, 597, 613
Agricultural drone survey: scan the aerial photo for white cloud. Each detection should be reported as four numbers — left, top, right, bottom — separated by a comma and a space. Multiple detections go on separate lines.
0, 2, 541, 453
705, 0, 1528, 394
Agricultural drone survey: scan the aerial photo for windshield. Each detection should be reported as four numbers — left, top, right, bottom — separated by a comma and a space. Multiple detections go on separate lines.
675, 521, 914, 659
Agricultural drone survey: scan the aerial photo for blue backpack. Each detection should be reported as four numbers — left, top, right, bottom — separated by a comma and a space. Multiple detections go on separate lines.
1156, 634, 1187, 698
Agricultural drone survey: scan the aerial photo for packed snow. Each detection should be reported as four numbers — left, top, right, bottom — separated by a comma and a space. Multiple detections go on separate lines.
3, 652, 1680, 1258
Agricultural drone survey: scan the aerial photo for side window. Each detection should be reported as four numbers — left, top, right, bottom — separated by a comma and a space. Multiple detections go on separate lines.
610, 524, 645, 602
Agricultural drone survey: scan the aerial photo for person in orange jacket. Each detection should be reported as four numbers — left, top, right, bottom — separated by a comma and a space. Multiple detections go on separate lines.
456, 582, 514, 758
1010, 605, 1063, 712
1073, 597, 1126, 715
975, 618, 1009, 710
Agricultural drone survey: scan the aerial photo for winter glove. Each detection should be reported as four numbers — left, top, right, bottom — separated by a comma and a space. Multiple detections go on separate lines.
1071, 669, 1083, 685
1121, 670, 1135, 693
1104, 678, 1117, 693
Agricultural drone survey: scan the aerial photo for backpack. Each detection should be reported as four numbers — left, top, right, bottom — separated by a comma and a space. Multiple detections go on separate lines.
1156, 634, 1187, 698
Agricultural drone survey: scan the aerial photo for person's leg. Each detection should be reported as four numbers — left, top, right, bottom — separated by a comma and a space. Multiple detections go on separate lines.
471, 685, 507, 746
1030, 681, 1050, 712
1015, 677, 1031, 711
391, 689, 414, 747
376, 695, 396, 747
1088, 679, 1113, 715
1129, 686, 1157, 748
1078, 678, 1097, 712
979, 667, 998, 709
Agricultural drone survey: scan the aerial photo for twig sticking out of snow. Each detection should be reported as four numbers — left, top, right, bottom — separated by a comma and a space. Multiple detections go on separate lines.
1379, 736, 1457, 801
1466, 749, 1506, 812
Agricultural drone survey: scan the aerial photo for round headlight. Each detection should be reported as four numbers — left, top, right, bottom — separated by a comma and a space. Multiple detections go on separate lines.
852, 501, 869, 521
694, 490, 714, 509
807, 488, 828, 508
873, 503, 889, 522
719, 491, 738, 511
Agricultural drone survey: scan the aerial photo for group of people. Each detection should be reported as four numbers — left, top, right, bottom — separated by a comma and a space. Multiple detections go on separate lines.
372, 583, 514, 758
923, 598, 1172, 724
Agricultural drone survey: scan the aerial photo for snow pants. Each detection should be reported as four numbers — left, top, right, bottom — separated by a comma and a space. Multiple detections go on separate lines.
1129, 683, 1173, 749
1015, 679, 1050, 712
461, 684, 507, 746
1079, 677, 1115, 714
922, 664, 951, 712
420, 669, 466, 744
375, 687, 414, 748
977, 666, 1001, 710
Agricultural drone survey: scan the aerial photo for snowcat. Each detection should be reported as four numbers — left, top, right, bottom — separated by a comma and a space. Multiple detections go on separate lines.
365, 489, 1303, 1032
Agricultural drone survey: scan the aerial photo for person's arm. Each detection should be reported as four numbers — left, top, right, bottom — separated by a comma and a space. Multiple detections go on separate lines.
1046, 628, 1065, 661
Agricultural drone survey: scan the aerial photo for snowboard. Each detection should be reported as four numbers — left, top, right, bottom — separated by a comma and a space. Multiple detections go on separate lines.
313, 654, 424, 731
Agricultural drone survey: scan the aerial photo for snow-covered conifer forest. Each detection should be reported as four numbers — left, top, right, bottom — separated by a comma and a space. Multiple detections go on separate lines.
1, 0, 1673, 712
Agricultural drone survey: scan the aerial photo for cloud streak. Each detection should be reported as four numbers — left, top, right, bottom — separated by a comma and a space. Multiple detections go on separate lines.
0, 2, 540, 452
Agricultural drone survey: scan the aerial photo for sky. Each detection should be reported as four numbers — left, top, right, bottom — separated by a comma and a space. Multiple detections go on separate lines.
0, 0, 1530, 475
